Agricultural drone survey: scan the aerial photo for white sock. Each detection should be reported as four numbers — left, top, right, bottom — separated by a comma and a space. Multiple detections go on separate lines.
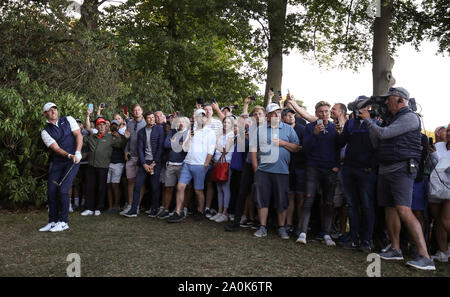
74, 197, 79, 207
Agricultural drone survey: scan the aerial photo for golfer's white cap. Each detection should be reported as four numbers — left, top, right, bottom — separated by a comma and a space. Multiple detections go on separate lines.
43, 102, 57, 112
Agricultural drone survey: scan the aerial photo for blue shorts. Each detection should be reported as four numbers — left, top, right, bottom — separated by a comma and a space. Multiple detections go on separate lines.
178, 163, 208, 190
411, 181, 426, 211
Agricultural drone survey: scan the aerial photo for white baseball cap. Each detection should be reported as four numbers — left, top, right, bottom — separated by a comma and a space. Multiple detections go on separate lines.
194, 108, 206, 117
266, 103, 281, 114
43, 102, 57, 112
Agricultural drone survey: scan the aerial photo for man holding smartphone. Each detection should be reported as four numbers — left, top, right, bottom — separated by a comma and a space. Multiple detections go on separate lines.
297, 101, 339, 247
39, 102, 82, 232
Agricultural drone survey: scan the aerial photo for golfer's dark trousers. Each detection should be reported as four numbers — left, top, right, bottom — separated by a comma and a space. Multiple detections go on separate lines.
85, 165, 109, 211
47, 160, 80, 223
231, 162, 254, 227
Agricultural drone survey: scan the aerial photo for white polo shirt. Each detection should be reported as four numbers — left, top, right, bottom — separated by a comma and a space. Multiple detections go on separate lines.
184, 127, 216, 165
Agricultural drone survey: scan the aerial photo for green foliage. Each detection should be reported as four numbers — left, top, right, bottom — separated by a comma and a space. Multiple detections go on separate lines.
422, 0, 450, 54
103, 0, 260, 113
0, 71, 86, 206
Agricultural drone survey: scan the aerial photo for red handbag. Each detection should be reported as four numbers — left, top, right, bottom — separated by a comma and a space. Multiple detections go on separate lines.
212, 154, 229, 182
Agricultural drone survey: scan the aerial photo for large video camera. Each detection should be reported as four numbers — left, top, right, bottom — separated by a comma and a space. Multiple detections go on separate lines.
348, 95, 417, 121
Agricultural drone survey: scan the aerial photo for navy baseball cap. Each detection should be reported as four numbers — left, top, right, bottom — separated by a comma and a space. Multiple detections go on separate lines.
380, 87, 409, 100
281, 108, 295, 117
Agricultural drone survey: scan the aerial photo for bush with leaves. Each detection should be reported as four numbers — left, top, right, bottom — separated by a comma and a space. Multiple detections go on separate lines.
0, 71, 86, 207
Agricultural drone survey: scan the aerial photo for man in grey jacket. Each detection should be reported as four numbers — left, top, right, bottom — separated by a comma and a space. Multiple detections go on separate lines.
359, 87, 435, 271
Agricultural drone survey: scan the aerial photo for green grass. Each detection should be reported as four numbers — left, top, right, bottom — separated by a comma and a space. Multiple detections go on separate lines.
0, 210, 449, 277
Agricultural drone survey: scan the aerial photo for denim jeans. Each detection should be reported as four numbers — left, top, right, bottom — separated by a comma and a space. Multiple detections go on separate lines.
299, 166, 337, 235
342, 166, 376, 243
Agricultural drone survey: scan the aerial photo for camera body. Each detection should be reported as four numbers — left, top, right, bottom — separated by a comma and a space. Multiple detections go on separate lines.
347, 96, 418, 121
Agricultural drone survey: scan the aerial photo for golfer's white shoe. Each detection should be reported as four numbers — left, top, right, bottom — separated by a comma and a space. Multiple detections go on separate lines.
50, 222, 69, 232
39, 222, 57, 232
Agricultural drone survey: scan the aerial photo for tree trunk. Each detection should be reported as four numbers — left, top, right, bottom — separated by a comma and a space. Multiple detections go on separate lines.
372, 0, 395, 96
79, 0, 100, 31
264, 0, 287, 106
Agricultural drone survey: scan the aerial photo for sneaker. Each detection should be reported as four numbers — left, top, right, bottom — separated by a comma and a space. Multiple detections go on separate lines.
379, 247, 404, 260
225, 224, 240, 232
331, 232, 342, 240
406, 255, 436, 271
145, 209, 152, 215
229, 214, 235, 222
183, 207, 188, 217
209, 213, 221, 221
193, 211, 205, 221
120, 204, 131, 215
205, 208, 212, 218
324, 235, 336, 247
296, 232, 307, 244
69, 203, 73, 213
239, 216, 247, 226
94, 210, 101, 216
339, 240, 359, 250
337, 234, 348, 243
147, 208, 159, 218
381, 243, 392, 253
39, 222, 57, 232
123, 210, 137, 218
253, 226, 267, 238
286, 225, 294, 236
157, 209, 171, 220
50, 222, 69, 232
447, 248, 450, 258
431, 251, 448, 263
156, 206, 164, 216
167, 211, 185, 223
359, 241, 373, 253
244, 220, 254, 228
278, 226, 290, 240
81, 210, 94, 216
215, 213, 228, 223
314, 232, 325, 242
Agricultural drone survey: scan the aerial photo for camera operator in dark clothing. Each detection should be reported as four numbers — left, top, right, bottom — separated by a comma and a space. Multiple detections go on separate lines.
359, 87, 435, 271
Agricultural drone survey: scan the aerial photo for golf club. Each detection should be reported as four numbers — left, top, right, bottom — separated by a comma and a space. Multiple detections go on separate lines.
52, 163, 76, 187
